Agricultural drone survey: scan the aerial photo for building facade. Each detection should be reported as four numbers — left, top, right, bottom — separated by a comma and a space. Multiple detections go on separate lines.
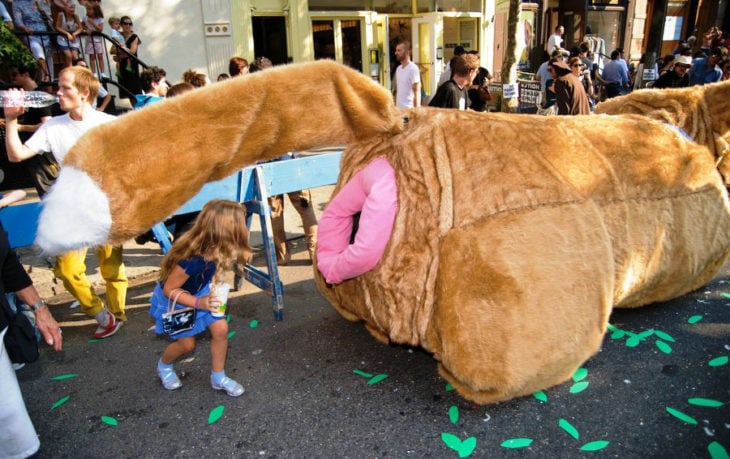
102, 0, 723, 97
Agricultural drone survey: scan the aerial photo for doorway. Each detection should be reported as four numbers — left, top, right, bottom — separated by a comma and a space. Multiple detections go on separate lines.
252, 16, 288, 64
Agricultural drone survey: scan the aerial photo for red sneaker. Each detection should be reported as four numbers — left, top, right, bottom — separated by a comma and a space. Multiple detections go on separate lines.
92, 311, 123, 339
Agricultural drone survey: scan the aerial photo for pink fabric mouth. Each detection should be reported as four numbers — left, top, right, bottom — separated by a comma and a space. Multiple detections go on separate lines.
316, 157, 398, 284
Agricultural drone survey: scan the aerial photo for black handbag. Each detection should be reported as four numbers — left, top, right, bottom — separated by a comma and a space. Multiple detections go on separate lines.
161, 289, 196, 335
1, 299, 40, 364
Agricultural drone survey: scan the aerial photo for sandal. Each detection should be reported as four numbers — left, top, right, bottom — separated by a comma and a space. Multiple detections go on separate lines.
157, 365, 182, 390
211, 375, 244, 397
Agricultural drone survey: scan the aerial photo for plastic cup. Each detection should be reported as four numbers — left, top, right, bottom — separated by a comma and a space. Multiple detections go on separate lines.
211, 282, 230, 317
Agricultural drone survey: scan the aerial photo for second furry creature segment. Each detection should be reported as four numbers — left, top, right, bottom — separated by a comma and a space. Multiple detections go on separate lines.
594, 81, 730, 183
315, 109, 730, 404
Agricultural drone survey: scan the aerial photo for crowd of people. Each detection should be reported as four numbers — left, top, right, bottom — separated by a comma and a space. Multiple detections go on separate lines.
529, 25, 730, 116
4, 0, 139, 88
393, 42, 493, 112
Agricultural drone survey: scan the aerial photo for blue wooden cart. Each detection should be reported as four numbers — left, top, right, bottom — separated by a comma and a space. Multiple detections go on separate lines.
0, 151, 343, 320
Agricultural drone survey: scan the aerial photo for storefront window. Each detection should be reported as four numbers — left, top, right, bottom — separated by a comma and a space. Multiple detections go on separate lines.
588, 0, 627, 5
342, 20, 363, 71
373, 0, 413, 13
370, 0, 478, 13
586, 10, 622, 55
309, 0, 367, 11
433, 0, 481, 12
313, 20, 336, 60
312, 19, 363, 72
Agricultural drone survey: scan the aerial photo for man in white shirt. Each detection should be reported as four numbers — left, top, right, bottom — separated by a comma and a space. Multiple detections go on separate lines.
547, 25, 564, 55
394, 41, 421, 109
4, 66, 128, 340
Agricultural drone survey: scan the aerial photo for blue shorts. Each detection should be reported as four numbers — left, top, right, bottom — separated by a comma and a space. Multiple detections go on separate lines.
149, 282, 224, 340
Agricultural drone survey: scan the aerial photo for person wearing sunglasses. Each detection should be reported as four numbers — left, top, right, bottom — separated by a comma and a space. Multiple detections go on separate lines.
118, 15, 142, 102
652, 55, 692, 89
568, 56, 595, 108
553, 58, 590, 115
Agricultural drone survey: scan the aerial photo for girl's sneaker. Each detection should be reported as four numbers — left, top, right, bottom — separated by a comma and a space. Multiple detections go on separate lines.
158, 365, 182, 390
211, 376, 244, 397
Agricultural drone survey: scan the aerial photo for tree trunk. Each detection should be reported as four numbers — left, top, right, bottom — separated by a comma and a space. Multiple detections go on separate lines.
501, 0, 521, 113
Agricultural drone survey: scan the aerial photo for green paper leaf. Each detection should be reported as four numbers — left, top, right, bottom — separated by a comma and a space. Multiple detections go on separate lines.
709, 356, 729, 367
445, 383, 454, 392
367, 374, 388, 385
655, 340, 673, 354
442, 432, 461, 449
441, 433, 477, 457
226, 315, 231, 323
580, 440, 610, 451
721, 292, 730, 299
353, 369, 373, 378
653, 330, 675, 342
610, 329, 626, 339
51, 373, 79, 381
637, 329, 654, 339
227, 331, 236, 339
501, 438, 533, 449
448, 405, 459, 424
625, 335, 641, 347
533, 390, 548, 402
208, 405, 225, 425
51, 395, 70, 410
572, 367, 588, 382
687, 398, 724, 408
666, 406, 698, 425
688, 315, 703, 324
606, 323, 619, 332
458, 437, 477, 458
88, 338, 101, 343
101, 416, 118, 426
249, 319, 258, 328
708, 441, 729, 459
569, 381, 589, 394
558, 418, 580, 440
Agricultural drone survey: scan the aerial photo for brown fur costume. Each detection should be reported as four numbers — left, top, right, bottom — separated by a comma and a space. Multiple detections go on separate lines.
41, 61, 730, 404
595, 82, 730, 183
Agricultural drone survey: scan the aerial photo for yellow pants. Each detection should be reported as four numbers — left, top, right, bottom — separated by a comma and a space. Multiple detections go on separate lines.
53, 245, 128, 321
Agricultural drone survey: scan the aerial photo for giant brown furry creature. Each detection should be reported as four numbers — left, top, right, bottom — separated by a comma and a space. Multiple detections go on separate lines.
595, 81, 730, 183
36, 61, 730, 404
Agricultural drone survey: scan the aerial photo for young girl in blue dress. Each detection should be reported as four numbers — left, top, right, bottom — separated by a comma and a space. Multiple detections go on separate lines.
150, 200, 252, 396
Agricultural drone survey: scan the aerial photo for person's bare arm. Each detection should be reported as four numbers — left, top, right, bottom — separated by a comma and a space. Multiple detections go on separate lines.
14, 286, 63, 351
162, 265, 219, 311
412, 82, 421, 107
4, 101, 38, 163
0, 189, 26, 208
97, 93, 112, 111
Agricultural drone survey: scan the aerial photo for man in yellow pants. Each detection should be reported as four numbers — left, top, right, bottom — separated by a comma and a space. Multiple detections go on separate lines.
53, 246, 127, 331
4, 66, 127, 338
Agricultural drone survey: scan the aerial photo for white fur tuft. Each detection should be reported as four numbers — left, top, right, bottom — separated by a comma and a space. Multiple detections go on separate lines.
35, 166, 112, 254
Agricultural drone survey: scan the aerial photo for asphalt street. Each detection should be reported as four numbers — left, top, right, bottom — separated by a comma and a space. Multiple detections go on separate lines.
12, 238, 729, 458
8, 178, 730, 458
